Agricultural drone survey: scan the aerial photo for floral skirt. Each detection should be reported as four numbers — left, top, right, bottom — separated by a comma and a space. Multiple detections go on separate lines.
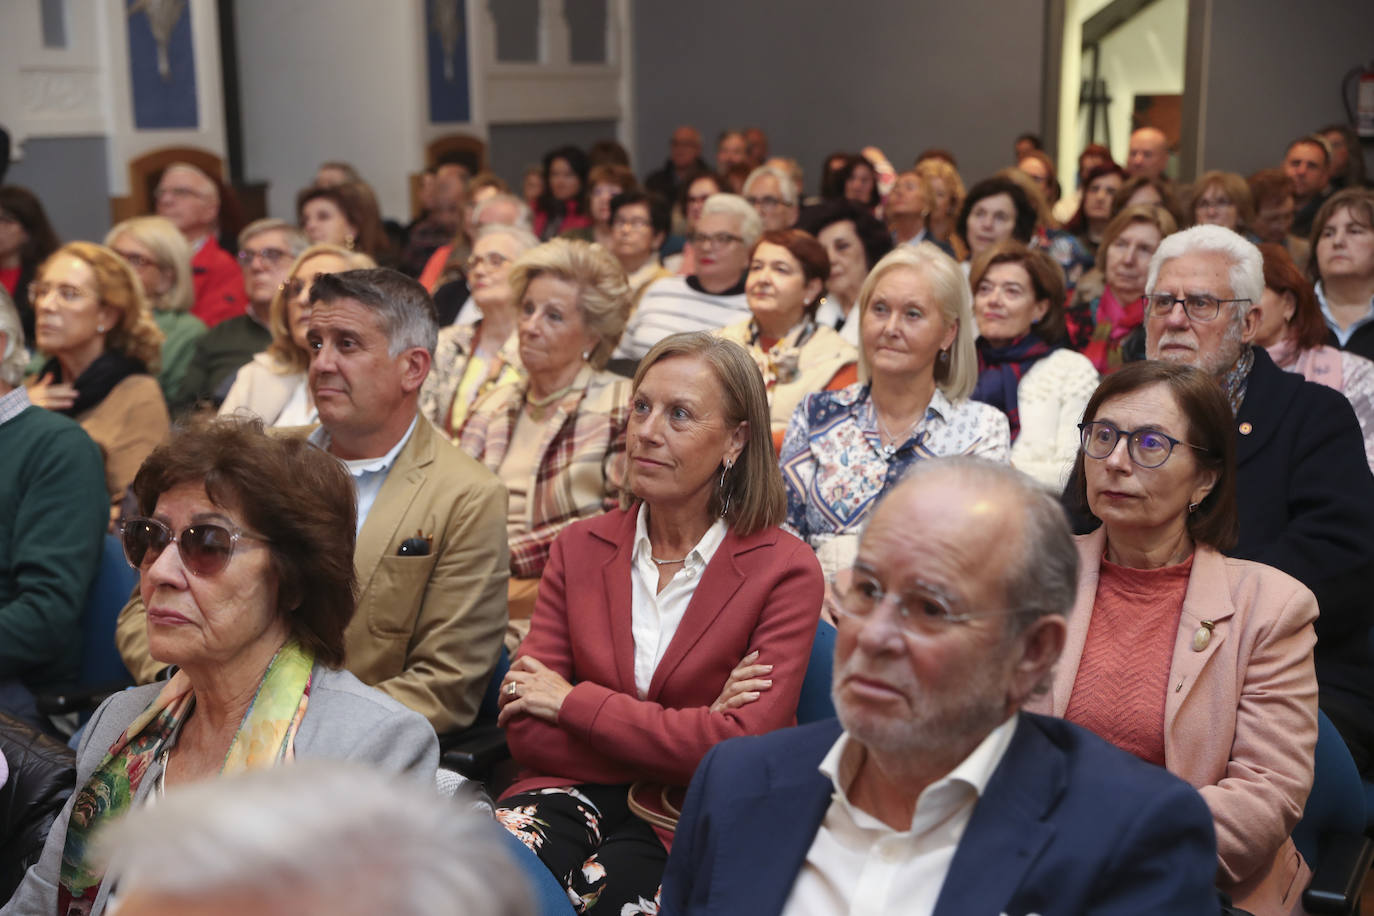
497, 784, 665, 914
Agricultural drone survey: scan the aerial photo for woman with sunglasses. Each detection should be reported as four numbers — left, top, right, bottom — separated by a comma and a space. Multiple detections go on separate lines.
420, 224, 538, 437
217, 244, 374, 427
4, 419, 437, 916
1030, 362, 1317, 916
25, 242, 169, 522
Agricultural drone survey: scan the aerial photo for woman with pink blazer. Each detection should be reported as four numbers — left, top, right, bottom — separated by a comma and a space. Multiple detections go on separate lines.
1029, 362, 1318, 916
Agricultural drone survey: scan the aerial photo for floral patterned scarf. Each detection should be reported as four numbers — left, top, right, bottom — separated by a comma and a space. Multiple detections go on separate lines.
56, 640, 314, 914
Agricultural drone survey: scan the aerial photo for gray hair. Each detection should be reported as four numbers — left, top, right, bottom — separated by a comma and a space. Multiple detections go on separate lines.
310, 268, 438, 357
700, 193, 764, 248
471, 193, 533, 232
239, 217, 309, 257
0, 287, 27, 387
475, 222, 539, 254
1146, 224, 1262, 318
97, 762, 532, 916
743, 165, 797, 206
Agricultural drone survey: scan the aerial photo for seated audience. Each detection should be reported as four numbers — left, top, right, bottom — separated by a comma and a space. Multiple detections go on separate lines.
1284, 133, 1333, 237
0, 292, 107, 726
1188, 170, 1254, 235
884, 169, 937, 249
429, 192, 534, 325
460, 239, 632, 638
914, 157, 966, 257
644, 125, 708, 206
400, 169, 465, 277
175, 219, 306, 411
798, 199, 894, 345
663, 170, 724, 276
218, 244, 375, 426
1065, 204, 1177, 370
1310, 188, 1374, 362
609, 189, 672, 308
118, 269, 509, 735
715, 229, 857, 449
106, 216, 206, 401
420, 224, 538, 436
1256, 242, 1374, 470
1248, 168, 1310, 270
0, 186, 60, 342
495, 332, 823, 912
296, 181, 393, 265
970, 241, 1098, 488
1321, 123, 1367, 192
1044, 362, 1316, 915
1112, 173, 1186, 226
780, 244, 1010, 576
742, 164, 800, 232
1016, 148, 1062, 211
26, 242, 169, 518
614, 193, 759, 362
153, 163, 245, 327
577, 162, 638, 248
1063, 162, 1126, 254
1126, 126, 1170, 179
5, 420, 438, 916
955, 176, 1037, 270
1138, 224, 1374, 775
533, 145, 592, 241
662, 458, 1221, 916
97, 762, 530, 916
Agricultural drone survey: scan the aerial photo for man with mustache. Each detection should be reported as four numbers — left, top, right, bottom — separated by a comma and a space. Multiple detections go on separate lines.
662, 459, 1219, 915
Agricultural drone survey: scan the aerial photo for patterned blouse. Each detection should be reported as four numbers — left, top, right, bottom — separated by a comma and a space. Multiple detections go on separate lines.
779, 383, 1011, 549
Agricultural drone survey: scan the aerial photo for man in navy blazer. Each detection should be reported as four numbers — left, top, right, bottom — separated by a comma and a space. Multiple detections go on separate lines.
661, 459, 1220, 916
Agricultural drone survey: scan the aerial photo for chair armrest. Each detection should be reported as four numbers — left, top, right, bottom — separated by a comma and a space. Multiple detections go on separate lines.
437, 724, 510, 782
1302, 832, 1374, 915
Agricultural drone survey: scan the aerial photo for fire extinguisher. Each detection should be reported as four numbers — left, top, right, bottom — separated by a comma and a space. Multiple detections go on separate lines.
1344, 61, 1374, 138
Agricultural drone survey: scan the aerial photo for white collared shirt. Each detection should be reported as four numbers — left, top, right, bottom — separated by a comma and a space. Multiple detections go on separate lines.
309, 415, 418, 536
781, 717, 1018, 916
628, 502, 727, 698
1316, 281, 1374, 346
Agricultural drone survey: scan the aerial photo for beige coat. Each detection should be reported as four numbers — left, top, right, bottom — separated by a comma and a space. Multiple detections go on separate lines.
72, 374, 170, 511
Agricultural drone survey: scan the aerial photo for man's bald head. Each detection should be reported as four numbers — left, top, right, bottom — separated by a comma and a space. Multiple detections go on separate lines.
1127, 128, 1168, 179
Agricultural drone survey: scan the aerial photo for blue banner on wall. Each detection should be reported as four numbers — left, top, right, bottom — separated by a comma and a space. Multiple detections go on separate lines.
427, 0, 471, 123
127, 0, 199, 129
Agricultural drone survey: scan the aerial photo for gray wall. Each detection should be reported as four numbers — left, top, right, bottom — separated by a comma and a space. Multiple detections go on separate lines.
632, 0, 1047, 195
4, 137, 112, 243
488, 120, 619, 190
1200, 0, 1373, 178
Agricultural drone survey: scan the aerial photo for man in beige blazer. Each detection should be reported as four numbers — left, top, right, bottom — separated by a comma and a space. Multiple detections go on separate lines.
117, 268, 508, 735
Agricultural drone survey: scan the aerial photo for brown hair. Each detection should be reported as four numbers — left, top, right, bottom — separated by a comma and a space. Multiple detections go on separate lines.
1259, 242, 1325, 350
295, 182, 392, 263
1307, 187, 1374, 284
625, 333, 786, 535
38, 242, 165, 371
749, 228, 830, 319
1111, 175, 1184, 227
1246, 168, 1296, 210
1188, 171, 1254, 231
1095, 205, 1178, 273
587, 163, 637, 195
132, 417, 359, 667
968, 240, 1067, 345
1066, 362, 1237, 550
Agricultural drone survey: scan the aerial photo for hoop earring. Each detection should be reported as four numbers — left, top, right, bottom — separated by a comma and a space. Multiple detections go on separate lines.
718, 459, 734, 517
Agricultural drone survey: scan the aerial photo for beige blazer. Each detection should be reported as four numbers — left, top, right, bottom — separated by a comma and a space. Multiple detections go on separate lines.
116, 415, 510, 734
1029, 528, 1318, 916
70, 374, 170, 510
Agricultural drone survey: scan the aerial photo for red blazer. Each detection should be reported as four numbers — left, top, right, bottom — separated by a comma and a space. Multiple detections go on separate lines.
190, 236, 246, 328
501, 507, 823, 849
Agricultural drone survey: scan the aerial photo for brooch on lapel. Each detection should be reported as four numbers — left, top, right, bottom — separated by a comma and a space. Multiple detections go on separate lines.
1191, 619, 1216, 652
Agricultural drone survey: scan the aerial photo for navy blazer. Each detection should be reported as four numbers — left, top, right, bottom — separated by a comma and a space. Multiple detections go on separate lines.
660, 714, 1220, 916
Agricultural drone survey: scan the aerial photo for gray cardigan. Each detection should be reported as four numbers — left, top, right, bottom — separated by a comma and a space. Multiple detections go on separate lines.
1, 664, 438, 916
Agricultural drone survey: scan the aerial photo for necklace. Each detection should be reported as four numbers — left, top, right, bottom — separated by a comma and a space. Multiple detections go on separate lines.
651, 553, 687, 566
875, 410, 924, 460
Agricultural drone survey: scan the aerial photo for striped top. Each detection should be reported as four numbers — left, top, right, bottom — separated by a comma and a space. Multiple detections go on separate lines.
613, 275, 749, 361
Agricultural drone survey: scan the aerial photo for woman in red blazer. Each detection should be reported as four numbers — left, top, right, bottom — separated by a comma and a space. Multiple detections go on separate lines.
495, 332, 823, 914
1029, 361, 1318, 916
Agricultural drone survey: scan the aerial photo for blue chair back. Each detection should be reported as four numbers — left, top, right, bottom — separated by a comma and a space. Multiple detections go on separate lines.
477, 644, 511, 724
1292, 710, 1366, 867
79, 534, 138, 688
796, 620, 836, 724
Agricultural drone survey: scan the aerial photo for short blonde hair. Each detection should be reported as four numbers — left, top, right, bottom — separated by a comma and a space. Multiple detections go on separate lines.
855, 243, 977, 401
266, 244, 376, 373
914, 158, 966, 223
506, 238, 631, 369
625, 332, 785, 536
37, 242, 165, 372
105, 216, 194, 314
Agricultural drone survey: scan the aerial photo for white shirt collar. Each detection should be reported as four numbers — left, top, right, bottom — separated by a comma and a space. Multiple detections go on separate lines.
632, 501, 728, 572
308, 415, 418, 477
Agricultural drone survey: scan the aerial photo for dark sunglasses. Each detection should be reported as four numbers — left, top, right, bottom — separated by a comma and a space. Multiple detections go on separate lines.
120, 517, 269, 577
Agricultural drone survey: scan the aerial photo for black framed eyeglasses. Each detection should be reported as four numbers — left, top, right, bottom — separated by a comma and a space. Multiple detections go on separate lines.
119, 517, 269, 577
1078, 420, 1207, 469
827, 568, 1026, 636
1144, 293, 1250, 322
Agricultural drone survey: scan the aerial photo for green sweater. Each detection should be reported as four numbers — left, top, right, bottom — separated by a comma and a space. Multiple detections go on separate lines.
153, 309, 208, 404
0, 404, 110, 689
173, 312, 272, 413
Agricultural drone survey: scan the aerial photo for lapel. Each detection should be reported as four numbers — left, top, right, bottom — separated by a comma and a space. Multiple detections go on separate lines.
645, 527, 760, 699
1163, 545, 1235, 740
354, 417, 433, 591
593, 509, 640, 689
1234, 347, 1296, 465
933, 714, 1061, 916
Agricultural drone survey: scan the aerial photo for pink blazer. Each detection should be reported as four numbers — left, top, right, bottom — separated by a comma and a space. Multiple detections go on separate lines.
501, 507, 823, 849
1029, 528, 1318, 916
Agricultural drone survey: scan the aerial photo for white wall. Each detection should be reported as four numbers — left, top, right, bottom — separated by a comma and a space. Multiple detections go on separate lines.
1093, 0, 1186, 171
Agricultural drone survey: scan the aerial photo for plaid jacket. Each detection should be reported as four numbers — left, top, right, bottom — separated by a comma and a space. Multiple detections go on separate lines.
418, 322, 524, 438
460, 366, 631, 579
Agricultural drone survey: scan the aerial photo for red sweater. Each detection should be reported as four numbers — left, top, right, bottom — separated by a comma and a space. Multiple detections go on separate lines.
190, 237, 246, 327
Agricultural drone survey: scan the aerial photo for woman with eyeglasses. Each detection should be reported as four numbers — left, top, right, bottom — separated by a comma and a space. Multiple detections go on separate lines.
25, 242, 169, 522
1188, 171, 1254, 235
458, 239, 633, 641
1030, 362, 1318, 916
218, 244, 375, 427
3, 419, 437, 916
419, 224, 538, 437
105, 216, 206, 402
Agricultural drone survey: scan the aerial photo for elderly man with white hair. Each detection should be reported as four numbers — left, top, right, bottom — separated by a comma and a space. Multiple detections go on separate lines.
0, 290, 108, 728
153, 162, 245, 327
613, 193, 760, 362
1140, 223, 1374, 774
743, 164, 799, 232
